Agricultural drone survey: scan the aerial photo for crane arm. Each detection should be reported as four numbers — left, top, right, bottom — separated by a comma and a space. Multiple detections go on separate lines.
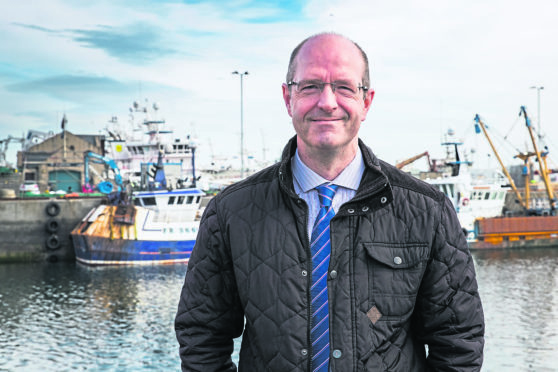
396, 151, 431, 170
83, 151, 123, 193
474, 114, 525, 209
519, 106, 555, 210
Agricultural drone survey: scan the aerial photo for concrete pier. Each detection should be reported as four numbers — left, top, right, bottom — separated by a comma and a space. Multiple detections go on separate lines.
0, 196, 103, 263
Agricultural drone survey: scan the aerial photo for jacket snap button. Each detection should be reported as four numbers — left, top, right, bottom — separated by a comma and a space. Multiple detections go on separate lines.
362, 206, 369, 212
330, 270, 337, 279
302, 270, 307, 276
347, 209, 355, 213
332, 349, 342, 358
394, 256, 403, 265
380, 196, 387, 204
301, 348, 308, 356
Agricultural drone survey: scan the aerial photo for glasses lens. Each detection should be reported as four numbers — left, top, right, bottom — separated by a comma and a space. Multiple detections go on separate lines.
294, 80, 360, 98
296, 81, 322, 95
334, 83, 358, 97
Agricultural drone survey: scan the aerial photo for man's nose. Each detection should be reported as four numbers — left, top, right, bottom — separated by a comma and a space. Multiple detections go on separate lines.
317, 84, 338, 111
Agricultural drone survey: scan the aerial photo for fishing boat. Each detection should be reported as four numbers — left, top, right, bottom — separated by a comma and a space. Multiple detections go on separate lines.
427, 171, 508, 239
467, 107, 558, 250
104, 99, 198, 188
70, 187, 206, 265
416, 131, 509, 239
70, 109, 208, 265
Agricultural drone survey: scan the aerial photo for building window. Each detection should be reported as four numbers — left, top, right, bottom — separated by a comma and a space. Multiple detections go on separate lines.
24, 173, 36, 181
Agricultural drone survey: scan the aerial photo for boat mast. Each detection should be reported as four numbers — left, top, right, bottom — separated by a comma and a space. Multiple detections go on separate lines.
513, 152, 533, 210
519, 106, 556, 212
474, 114, 526, 209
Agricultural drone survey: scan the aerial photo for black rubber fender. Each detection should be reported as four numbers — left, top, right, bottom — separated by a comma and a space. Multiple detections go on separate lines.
45, 218, 59, 233
46, 234, 61, 250
45, 201, 61, 217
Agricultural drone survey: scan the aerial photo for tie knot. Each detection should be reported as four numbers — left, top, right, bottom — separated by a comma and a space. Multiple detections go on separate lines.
316, 184, 339, 208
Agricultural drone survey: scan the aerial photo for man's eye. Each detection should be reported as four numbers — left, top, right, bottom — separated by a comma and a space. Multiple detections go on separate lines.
300, 84, 319, 91
337, 85, 355, 93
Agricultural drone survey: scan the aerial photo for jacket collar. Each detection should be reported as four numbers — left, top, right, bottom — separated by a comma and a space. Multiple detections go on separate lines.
278, 135, 390, 200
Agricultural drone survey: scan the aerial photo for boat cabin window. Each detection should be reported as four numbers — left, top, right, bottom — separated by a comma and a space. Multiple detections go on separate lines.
133, 199, 141, 206
484, 192, 490, 200
142, 197, 157, 206
196, 196, 201, 203
177, 196, 185, 204
168, 196, 176, 205
187, 196, 194, 204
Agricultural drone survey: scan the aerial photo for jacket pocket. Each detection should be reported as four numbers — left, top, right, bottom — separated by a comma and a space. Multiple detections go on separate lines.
362, 242, 429, 318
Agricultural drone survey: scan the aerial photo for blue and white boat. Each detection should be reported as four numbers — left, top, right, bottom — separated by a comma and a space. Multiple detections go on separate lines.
70, 187, 207, 265
71, 99, 210, 265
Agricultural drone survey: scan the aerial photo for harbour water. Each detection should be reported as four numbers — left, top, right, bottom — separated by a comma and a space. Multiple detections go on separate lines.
1, 248, 557, 371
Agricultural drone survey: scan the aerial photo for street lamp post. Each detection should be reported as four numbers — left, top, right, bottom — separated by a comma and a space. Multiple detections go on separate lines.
232, 71, 249, 179
530, 85, 544, 137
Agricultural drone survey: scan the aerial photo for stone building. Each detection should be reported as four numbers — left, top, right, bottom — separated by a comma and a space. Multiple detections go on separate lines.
16, 130, 105, 193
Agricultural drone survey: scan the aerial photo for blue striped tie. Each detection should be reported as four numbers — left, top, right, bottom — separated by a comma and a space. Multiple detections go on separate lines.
310, 184, 338, 372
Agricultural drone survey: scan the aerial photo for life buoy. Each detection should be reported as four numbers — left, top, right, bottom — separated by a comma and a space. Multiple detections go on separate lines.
46, 234, 61, 250
461, 198, 470, 207
45, 218, 59, 233
45, 201, 61, 217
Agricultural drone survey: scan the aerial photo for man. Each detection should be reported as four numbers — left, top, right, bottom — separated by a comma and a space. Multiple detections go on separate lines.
175, 32, 484, 371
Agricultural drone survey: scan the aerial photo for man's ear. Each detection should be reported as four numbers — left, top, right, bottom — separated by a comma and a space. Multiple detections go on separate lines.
282, 83, 293, 117
360, 89, 374, 121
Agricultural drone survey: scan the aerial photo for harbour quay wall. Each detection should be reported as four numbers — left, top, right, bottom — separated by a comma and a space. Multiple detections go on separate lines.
0, 196, 103, 263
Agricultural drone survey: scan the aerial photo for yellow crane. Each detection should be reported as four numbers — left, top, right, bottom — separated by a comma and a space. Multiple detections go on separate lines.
474, 114, 526, 210
519, 106, 556, 212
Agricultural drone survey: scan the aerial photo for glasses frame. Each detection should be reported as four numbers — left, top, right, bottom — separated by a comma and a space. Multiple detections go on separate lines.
286, 80, 368, 99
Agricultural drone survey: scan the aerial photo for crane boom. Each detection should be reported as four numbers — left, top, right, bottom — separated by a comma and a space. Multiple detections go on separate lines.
474, 114, 525, 209
519, 106, 555, 211
395, 151, 433, 171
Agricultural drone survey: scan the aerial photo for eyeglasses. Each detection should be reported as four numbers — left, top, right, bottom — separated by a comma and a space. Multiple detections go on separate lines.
287, 80, 368, 99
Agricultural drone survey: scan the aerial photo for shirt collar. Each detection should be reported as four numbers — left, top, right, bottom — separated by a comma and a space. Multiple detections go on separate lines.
292, 147, 365, 193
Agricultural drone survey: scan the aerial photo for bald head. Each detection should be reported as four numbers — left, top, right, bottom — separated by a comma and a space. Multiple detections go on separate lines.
286, 33, 370, 90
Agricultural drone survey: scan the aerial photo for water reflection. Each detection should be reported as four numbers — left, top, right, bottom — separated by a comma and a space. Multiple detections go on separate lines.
1, 248, 557, 371
473, 248, 558, 371
0, 262, 187, 371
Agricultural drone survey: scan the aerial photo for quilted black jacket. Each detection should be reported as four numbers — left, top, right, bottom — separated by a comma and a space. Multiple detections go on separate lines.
175, 137, 485, 371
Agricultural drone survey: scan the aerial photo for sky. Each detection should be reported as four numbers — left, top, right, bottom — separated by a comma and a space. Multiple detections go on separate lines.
1, 0, 557, 171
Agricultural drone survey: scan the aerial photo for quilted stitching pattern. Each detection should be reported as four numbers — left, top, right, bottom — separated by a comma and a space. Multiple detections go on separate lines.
176, 138, 484, 372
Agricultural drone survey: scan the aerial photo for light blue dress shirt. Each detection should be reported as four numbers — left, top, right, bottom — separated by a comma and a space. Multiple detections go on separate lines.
291, 148, 365, 238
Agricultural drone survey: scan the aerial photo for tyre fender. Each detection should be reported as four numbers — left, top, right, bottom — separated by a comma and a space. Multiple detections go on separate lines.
45, 218, 60, 233
46, 201, 61, 217
46, 234, 61, 250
